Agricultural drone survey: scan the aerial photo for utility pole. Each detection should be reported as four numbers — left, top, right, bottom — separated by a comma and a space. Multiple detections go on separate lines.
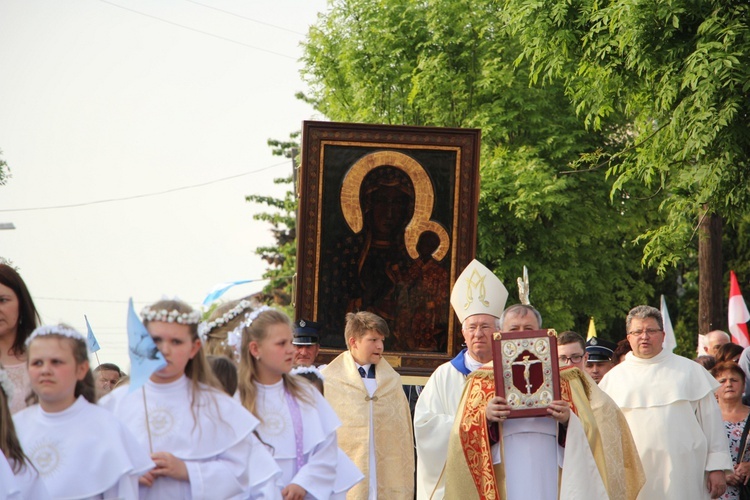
698, 207, 723, 334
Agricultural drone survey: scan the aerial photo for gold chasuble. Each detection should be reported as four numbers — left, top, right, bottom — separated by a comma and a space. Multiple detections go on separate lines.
444, 365, 642, 500
322, 352, 415, 499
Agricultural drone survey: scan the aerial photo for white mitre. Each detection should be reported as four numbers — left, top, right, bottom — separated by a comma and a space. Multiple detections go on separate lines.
450, 259, 509, 323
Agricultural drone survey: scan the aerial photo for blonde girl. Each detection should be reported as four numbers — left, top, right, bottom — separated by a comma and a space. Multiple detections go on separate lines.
239, 309, 341, 500
13, 325, 152, 499
100, 298, 280, 499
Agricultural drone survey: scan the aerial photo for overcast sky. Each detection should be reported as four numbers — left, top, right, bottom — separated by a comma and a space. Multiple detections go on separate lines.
0, 0, 328, 371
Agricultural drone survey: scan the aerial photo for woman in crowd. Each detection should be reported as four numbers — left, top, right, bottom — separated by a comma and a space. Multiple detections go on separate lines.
100, 298, 280, 499
713, 361, 750, 500
0, 262, 40, 413
612, 338, 632, 365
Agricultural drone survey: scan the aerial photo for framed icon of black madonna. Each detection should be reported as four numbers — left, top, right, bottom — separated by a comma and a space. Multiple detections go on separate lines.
296, 121, 481, 376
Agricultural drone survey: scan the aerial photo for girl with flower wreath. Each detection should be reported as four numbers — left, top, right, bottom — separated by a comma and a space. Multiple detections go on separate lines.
200, 298, 258, 362
13, 324, 152, 498
239, 308, 362, 500
100, 298, 281, 499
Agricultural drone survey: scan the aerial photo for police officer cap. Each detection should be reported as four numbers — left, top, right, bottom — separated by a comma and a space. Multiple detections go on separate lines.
293, 319, 322, 346
585, 337, 617, 363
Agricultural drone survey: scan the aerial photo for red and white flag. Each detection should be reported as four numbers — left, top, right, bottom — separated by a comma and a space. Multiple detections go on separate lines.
729, 271, 750, 347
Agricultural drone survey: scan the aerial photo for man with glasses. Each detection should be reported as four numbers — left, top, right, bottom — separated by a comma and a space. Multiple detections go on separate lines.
557, 330, 589, 369
600, 305, 732, 499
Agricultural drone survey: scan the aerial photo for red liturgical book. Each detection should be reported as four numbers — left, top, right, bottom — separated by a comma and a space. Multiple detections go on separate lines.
492, 329, 561, 418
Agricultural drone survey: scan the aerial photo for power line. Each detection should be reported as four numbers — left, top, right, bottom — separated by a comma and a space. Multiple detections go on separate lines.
35, 296, 189, 305
182, 0, 306, 36
96, 0, 297, 60
0, 161, 288, 213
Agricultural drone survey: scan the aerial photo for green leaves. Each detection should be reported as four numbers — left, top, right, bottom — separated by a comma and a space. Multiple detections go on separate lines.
295, 0, 750, 340
505, 0, 750, 270
0, 149, 9, 186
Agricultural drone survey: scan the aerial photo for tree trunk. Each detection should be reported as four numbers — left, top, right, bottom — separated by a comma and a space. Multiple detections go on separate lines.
698, 208, 723, 334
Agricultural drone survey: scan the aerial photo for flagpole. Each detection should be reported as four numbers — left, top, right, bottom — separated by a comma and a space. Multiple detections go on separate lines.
94, 352, 100, 366
142, 386, 154, 454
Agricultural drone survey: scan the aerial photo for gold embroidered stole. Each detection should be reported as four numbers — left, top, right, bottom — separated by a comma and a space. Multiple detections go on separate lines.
445, 366, 505, 500
322, 352, 415, 500
560, 367, 645, 500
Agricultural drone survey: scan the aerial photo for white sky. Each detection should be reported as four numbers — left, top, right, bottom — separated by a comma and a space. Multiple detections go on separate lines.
0, 0, 328, 371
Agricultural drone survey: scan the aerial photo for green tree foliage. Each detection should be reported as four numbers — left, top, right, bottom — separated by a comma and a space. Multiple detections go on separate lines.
503, 0, 750, 274
0, 149, 9, 186
246, 135, 299, 310
300, 0, 674, 339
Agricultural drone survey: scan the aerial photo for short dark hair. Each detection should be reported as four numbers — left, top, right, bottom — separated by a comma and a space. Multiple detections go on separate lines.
612, 338, 632, 365
558, 331, 585, 351
711, 361, 746, 384
94, 363, 122, 375
695, 355, 716, 371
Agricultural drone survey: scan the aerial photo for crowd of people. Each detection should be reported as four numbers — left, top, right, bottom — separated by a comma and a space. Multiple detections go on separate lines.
2, 257, 750, 499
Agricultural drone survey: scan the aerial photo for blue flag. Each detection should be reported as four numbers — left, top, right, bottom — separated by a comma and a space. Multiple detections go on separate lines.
127, 298, 166, 393
84, 315, 101, 353
202, 279, 254, 305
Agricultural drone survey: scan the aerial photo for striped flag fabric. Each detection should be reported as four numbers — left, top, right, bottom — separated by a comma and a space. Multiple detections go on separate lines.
729, 271, 750, 348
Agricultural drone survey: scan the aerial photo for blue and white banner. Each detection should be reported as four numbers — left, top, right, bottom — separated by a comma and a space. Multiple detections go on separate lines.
127, 298, 166, 392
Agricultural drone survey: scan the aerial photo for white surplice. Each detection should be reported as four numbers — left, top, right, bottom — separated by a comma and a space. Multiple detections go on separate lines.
0, 451, 21, 500
100, 376, 281, 500
254, 379, 339, 500
495, 417, 562, 498
413, 349, 479, 499
13, 396, 153, 500
0, 450, 50, 500
600, 350, 733, 500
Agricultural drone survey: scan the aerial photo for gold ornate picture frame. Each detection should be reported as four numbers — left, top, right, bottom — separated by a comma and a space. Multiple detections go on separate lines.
492, 329, 561, 418
296, 121, 481, 375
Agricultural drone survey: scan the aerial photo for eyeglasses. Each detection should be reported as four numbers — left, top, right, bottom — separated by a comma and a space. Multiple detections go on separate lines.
464, 324, 494, 334
627, 328, 663, 338
558, 354, 584, 364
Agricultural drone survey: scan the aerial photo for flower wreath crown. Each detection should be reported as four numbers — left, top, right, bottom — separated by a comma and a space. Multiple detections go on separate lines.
198, 300, 253, 340
140, 305, 202, 325
290, 365, 325, 380
25, 325, 85, 346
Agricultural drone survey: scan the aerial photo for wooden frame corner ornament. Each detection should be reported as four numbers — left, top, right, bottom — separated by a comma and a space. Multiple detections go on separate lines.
492, 329, 560, 418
